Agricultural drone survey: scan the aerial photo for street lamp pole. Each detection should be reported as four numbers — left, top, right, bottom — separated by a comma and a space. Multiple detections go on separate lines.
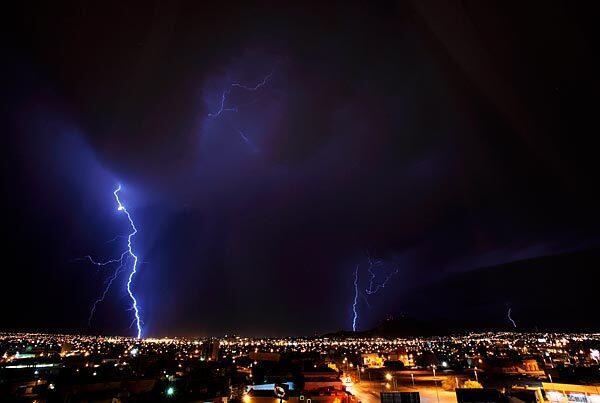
411, 373, 415, 389
433, 366, 440, 403
385, 373, 394, 391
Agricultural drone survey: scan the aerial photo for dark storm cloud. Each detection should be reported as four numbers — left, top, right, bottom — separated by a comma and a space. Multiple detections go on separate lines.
4, 1, 600, 335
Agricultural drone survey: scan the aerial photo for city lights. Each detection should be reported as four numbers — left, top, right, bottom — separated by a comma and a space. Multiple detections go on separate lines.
1, 331, 599, 401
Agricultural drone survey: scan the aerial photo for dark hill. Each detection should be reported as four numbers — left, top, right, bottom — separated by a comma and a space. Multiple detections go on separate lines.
325, 248, 600, 338
401, 247, 600, 332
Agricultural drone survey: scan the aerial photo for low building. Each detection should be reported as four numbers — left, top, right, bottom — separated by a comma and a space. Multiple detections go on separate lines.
303, 372, 343, 392
386, 348, 415, 368
362, 354, 384, 368
483, 358, 545, 377
250, 352, 281, 363
542, 382, 600, 403
245, 388, 356, 403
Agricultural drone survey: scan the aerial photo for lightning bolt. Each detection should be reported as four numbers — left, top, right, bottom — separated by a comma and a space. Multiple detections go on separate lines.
350, 251, 400, 331
113, 185, 143, 339
207, 71, 273, 149
82, 251, 129, 268
364, 252, 398, 295
365, 253, 383, 294
361, 293, 372, 309
236, 128, 259, 153
507, 307, 517, 328
84, 185, 143, 339
88, 260, 126, 327
352, 265, 360, 332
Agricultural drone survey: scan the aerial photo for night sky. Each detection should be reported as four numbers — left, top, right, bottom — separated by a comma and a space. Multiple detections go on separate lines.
3, 1, 600, 337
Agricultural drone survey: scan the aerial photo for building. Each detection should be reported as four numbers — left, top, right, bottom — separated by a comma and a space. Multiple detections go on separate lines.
249, 352, 281, 362
482, 358, 545, 377
302, 369, 343, 392
204, 340, 221, 361
542, 382, 600, 403
386, 348, 415, 368
362, 353, 384, 368
245, 389, 356, 403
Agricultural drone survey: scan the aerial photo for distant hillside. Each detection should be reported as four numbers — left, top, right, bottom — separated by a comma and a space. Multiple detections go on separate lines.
326, 248, 600, 338
400, 247, 600, 332
324, 314, 442, 338
367, 314, 449, 337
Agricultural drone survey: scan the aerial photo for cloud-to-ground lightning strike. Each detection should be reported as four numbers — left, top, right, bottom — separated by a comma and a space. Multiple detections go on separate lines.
365, 254, 383, 294
113, 185, 142, 339
207, 71, 273, 149
84, 185, 143, 339
364, 253, 399, 295
351, 252, 400, 331
352, 265, 360, 332
508, 307, 517, 328
365, 268, 399, 295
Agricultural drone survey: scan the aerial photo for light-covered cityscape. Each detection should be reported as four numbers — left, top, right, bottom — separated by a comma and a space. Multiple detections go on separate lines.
2, 332, 599, 402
